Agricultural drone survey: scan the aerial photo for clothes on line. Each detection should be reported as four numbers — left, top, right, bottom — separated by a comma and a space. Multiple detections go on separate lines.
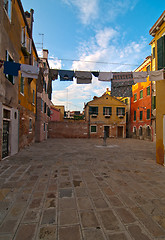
75, 71, 92, 84
133, 71, 148, 83
98, 72, 113, 81
58, 70, 74, 81
111, 79, 134, 97
3, 61, 21, 76
20, 64, 39, 79
149, 69, 164, 81
49, 69, 58, 81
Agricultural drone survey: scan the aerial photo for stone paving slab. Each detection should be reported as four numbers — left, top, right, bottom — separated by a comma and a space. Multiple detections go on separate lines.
0, 138, 165, 239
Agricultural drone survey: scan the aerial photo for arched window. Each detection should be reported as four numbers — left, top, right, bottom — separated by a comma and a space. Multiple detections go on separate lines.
133, 126, 136, 135
146, 126, 151, 137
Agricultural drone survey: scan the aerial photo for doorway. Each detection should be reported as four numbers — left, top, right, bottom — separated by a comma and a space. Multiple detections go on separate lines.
2, 121, 9, 158
117, 126, 123, 138
104, 126, 109, 138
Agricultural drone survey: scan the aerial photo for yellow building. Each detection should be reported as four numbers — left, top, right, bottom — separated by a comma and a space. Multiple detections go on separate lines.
85, 94, 126, 138
54, 105, 65, 121
149, 11, 165, 165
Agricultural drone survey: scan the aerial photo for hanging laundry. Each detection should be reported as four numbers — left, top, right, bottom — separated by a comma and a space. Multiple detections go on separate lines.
75, 71, 92, 84
49, 69, 58, 80
20, 64, 39, 79
133, 71, 148, 83
149, 69, 164, 81
112, 72, 133, 82
91, 71, 99, 77
0, 60, 4, 69
111, 80, 133, 97
98, 72, 113, 81
37, 68, 45, 93
3, 61, 21, 76
58, 70, 74, 81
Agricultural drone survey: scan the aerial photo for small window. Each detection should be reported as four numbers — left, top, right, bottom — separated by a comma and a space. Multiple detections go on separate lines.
44, 102, 47, 113
29, 118, 32, 132
147, 109, 150, 119
3, 109, 10, 119
103, 107, 112, 115
20, 75, 24, 94
91, 125, 97, 133
41, 99, 43, 112
3, 0, 12, 21
140, 111, 143, 121
21, 26, 27, 47
134, 111, 136, 121
33, 90, 35, 104
89, 106, 98, 115
140, 90, 143, 99
152, 96, 156, 110
146, 65, 150, 73
147, 86, 150, 96
134, 93, 137, 102
152, 47, 155, 59
116, 107, 125, 116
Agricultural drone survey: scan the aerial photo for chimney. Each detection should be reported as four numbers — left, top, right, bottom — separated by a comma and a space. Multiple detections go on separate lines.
25, 9, 34, 39
43, 49, 49, 59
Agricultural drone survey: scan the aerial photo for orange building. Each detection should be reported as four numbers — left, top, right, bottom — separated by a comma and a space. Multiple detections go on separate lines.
130, 56, 155, 141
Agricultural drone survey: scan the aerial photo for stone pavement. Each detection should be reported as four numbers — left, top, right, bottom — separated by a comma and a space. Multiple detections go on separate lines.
0, 138, 165, 239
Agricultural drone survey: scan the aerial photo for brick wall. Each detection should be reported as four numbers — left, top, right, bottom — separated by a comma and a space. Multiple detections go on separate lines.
48, 121, 88, 138
0, 128, 2, 161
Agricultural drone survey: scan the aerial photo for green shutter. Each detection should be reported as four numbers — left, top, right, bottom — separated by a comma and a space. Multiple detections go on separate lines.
147, 109, 150, 119
109, 107, 112, 115
157, 36, 165, 70
103, 107, 105, 115
116, 107, 119, 115
122, 108, 125, 116
96, 107, 98, 115
134, 111, 136, 121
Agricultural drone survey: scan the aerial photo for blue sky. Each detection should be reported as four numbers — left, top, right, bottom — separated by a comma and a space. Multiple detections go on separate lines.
22, 0, 164, 111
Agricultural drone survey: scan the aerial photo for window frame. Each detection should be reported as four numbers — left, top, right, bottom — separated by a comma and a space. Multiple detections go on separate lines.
89, 106, 98, 115
134, 110, 136, 121
103, 107, 112, 116
134, 93, 137, 102
147, 109, 150, 120
5, 50, 14, 84
140, 111, 143, 121
139, 90, 143, 99
20, 74, 24, 95
90, 125, 97, 133
3, 0, 12, 21
146, 86, 150, 96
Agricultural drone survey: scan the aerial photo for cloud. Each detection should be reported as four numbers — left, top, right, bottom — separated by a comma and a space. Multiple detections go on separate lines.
62, 0, 99, 24
49, 57, 62, 69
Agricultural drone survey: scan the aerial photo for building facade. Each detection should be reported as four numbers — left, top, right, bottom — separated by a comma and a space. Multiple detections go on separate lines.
130, 56, 155, 141
35, 50, 51, 142
0, 0, 22, 159
149, 11, 165, 164
85, 94, 126, 138
17, 4, 38, 150
50, 106, 61, 122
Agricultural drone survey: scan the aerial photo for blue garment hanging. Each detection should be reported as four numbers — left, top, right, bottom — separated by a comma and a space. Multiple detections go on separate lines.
4, 61, 21, 76
59, 70, 74, 81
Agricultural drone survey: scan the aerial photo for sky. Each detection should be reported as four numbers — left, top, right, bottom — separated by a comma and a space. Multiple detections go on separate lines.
22, 0, 164, 112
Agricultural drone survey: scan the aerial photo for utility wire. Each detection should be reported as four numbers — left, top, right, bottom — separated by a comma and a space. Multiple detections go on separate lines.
48, 57, 139, 67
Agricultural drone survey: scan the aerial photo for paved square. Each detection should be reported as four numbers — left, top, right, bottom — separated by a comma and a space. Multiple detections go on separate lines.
0, 138, 165, 239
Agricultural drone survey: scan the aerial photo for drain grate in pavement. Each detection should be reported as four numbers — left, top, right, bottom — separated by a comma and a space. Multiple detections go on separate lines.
59, 188, 73, 198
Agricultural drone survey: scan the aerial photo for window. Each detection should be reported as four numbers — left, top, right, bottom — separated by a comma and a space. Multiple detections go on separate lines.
146, 65, 150, 74
140, 90, 143, 99
133, 126, 136, 135
147, 86, 150, 96
134, 111, 136, 121
140, 111, 143, 121
44, 102, 47, 113
124, 98, 128, 105
89, 106, 98, 115
41, 99, 43, 112
103, 107, 112, 115
29, 118, 32, 132
147, 109, 150, 119
91, 125, 97, 133
152, 96, 156, 110
134, 93, 137, 102
3, 0, 12, 21
5, 50, 14, 84
21, 26, 27, 47
116, 107, 125, 116
146, 126, 151, 137
20, 75, 24, 94
157, 35, 165, 70
32, 90, 35, 104
47, 107, 50, 117
44, 82, 47, 93
152, 47, 155, 59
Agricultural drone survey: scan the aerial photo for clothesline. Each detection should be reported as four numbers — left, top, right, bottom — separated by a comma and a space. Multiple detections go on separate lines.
0, 59, 164, 98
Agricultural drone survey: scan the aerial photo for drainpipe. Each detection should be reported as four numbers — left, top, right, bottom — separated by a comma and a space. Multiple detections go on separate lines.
29, 9, 34, 66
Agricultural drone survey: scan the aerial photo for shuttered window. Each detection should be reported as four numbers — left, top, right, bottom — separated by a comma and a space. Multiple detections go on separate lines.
103, 107, 112, 115
116, 107, 125, 116
152, 96, 156, 110
157, 36, 165, 70
140, 111, 143, 121
134, 111, 136, 121
147, 109, 150, 119
147, 86, 150, 96
89, 106, 98, 115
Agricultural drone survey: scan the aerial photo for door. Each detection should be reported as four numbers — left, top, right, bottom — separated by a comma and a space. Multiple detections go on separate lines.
117, 126, 123, 138
2, 121, 9, 158
104, 126, 109, 138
